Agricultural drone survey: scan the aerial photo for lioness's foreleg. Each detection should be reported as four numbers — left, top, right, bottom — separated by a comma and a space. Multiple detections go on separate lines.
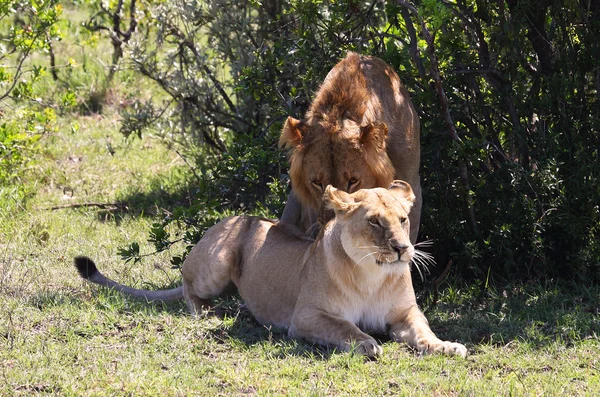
290, 310, 382, 358
388, 305, 467, 357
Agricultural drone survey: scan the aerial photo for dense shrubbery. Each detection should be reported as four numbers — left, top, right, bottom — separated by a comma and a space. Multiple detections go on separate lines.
0, 0, 61, 210
4, 0, 598, 283
119, 0, 599, 283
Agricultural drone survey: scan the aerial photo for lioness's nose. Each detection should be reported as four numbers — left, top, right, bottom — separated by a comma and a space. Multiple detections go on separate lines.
390, 240, 408, 255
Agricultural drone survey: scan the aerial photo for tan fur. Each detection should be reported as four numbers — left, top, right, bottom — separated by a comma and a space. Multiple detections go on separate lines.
76, 182, 465, 358
279, 52, 422, 242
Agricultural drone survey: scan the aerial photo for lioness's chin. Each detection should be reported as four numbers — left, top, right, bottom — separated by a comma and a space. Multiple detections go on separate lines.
375, 252, 412, 266
376, 258, 402, 265
377, 259, 410, 267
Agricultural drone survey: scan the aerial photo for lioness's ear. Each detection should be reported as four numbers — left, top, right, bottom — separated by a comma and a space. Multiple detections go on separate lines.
324, 185, 358, 214
388, 180, 416, 211
359, 122, 388, 151
279, 116, 305, 149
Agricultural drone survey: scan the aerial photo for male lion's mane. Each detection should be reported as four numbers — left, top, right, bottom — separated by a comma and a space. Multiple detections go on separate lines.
282, 52, 395, 210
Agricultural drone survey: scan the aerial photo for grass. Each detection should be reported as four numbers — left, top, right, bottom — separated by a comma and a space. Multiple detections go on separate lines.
2, 116, 599, 396
1, 3, 600, 396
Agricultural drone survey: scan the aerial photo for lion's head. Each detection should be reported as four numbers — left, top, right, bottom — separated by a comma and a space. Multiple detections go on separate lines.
279, 53, 396, 225
279, 116, 395, 223
324, 181, 415, 269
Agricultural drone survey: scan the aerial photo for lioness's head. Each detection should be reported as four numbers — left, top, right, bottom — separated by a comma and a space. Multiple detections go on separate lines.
280, 116, 395, 223
324, 180, 415, 269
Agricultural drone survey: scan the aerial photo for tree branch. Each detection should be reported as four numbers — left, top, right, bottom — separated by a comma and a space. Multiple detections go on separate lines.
0, 28, 46, 101
397, 0, 482, 239
46, 202, 126, 211
399, 8, 426, 80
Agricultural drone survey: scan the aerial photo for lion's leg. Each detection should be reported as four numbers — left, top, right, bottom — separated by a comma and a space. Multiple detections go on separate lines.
281, 190, 321, 237
408, 179, 422, 244
280, 189, 303, 226
290, 310, 382, 358
388, 305, 467, 357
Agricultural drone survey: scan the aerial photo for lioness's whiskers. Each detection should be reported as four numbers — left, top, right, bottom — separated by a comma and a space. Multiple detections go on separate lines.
411, 249, 436, 281
414, 252, 434, 262
413, 255, 433, 273
414, 250, 436, 268
412, 258, 430, 276
414, 240, 434, 248
412, 258, 425, 281
355, 251, 379, 266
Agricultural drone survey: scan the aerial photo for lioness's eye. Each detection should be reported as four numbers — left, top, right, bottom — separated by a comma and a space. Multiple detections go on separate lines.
400, 217, 408, 224
368, 217, 380, 227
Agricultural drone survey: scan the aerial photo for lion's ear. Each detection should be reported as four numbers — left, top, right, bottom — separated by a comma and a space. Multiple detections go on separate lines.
388, 180, 416, 211
359, 122, 388, 151
279, 116, 306, 149
324, 185, 358, 214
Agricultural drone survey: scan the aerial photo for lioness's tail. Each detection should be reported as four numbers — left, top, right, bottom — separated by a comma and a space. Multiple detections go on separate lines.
74, 256, 183, 301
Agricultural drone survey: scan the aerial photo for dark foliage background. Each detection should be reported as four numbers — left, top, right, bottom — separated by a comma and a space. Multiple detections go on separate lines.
100, 0, 599, 284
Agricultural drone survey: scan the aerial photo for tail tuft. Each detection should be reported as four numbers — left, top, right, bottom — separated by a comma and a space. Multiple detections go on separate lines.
74, 256, 99, 279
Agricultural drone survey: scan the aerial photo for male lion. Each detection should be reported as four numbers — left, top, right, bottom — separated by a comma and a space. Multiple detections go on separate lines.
74, 181, 466, 358
280, 52, 421, 243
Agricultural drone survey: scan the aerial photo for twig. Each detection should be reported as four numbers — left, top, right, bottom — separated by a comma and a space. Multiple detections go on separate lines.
428, 259, 453, 310
0, 30, 45, 101
172, 147, 202, 183
399, 8, 426, 80
47, 32, 59, 81
46, 202, 126, 210
257, 114, 289, 138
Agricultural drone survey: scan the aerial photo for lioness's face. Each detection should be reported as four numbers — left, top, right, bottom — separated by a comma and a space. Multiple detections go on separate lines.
325, 181, 416, 268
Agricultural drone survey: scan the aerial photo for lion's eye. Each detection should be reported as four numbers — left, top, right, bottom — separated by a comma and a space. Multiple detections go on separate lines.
348, 178, 359, 192
312, 181, 324, 191
400, 217, 408, 224
368, 217, 380, 227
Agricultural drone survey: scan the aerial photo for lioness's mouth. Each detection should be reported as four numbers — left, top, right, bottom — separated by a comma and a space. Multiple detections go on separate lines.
375, 252, 402, 265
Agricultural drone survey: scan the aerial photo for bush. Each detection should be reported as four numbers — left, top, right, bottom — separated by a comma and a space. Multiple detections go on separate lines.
117, 0, 600, 283
0, 108, 56, 214
0, 0, 62, 212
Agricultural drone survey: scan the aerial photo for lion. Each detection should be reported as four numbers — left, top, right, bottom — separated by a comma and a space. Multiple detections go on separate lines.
74, 181, 466, 358
279, 52, 421, 243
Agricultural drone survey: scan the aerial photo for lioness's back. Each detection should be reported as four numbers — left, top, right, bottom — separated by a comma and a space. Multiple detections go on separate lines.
182, 215, 313, 327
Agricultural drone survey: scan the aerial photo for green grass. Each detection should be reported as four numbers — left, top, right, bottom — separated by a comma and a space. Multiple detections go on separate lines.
2, 110, 599, 396
1, 4, 600, 396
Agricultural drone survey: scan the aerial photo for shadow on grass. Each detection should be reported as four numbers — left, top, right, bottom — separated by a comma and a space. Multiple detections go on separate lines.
29, 283, 187, 316
32, 286, 333, 359
197, 297, 336, 360
92, 183, 198, 224
422, 281, 600, 350
33, 281, 599, 359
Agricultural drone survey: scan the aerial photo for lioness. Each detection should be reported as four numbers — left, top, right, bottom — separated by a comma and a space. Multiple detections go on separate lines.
74, 181, 466, 358
280, 52, 421, 243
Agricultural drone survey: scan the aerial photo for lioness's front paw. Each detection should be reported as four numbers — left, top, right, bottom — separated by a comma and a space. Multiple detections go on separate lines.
351, 339, 383, 358
419, 340, 467, 358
